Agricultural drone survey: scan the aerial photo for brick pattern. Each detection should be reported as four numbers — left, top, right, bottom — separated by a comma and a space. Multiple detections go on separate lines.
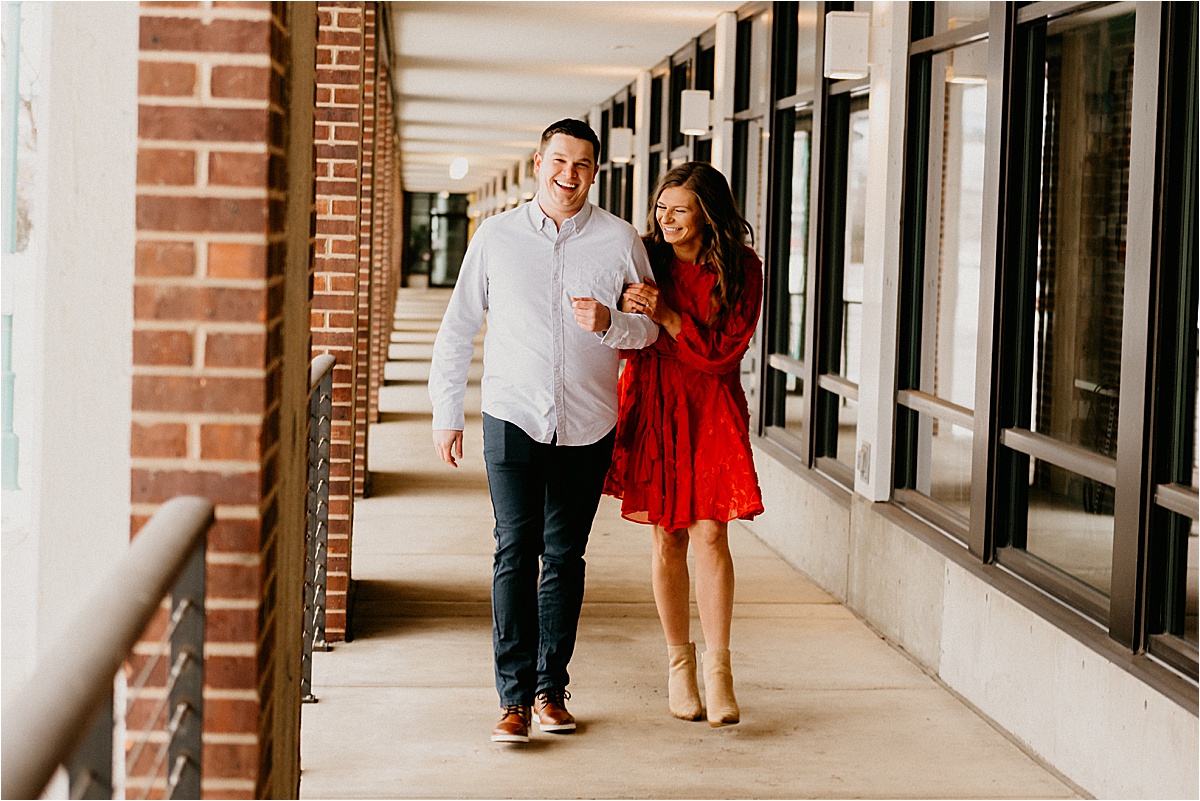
369, 62, 398, 425
354, 4, 377, 499
134, 2, 292, 797
312, 1, 365, 641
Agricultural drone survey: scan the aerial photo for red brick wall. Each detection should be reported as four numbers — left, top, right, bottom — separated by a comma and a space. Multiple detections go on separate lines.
368, 59, 398, 426
312, 1, 365, 641
354, 4, 377, 498
134, 2, 301, 796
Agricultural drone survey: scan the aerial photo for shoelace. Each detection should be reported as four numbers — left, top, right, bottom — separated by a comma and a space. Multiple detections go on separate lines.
536, 689, 570, 706
501, 704, 529, 719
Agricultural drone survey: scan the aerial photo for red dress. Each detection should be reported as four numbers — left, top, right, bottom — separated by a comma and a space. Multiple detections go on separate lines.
604, 246, 765, 530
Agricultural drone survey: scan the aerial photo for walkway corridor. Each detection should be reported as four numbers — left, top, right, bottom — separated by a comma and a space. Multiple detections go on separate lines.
298, 288, 1083, 800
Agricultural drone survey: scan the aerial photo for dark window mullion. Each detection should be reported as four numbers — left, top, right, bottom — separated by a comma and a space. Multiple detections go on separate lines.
895, 48, 933, 490
814, 91, 850, 460
761, 1, 799, 432
1109, 3, 1164, 650
1141, 1, 1198, 659
969, 2, 1016, 559
989, 13, 1045, 557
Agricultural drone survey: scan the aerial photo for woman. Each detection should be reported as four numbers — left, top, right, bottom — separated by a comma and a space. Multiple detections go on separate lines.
604, 162, 764, 726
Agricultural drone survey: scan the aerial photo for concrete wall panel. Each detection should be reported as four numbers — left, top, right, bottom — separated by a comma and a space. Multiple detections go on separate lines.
847, 496, 945, 672
746, 446, 851, 600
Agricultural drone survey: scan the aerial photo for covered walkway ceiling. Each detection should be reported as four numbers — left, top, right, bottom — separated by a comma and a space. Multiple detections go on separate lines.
389, 1, 744, 195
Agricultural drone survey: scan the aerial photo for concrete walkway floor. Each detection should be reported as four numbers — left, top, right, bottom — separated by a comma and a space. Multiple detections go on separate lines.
299, 288, 1084, 801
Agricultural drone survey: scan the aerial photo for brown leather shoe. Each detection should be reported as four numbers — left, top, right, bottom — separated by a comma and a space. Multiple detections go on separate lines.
534, 689, 576, 733
491, 704, 531, 743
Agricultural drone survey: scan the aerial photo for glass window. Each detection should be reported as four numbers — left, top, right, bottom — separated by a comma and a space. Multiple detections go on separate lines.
839, 103, 869, 388
935, 2, 989, 35
764, 108, 812, 444
1013, 7, 1135, 595
669, 60, 690, 152
1025, 459, 1116, 595
1028, 11, 1134, 461
735, 18, 753, 112
650, 75, 663, 146
896, 36, 988, 532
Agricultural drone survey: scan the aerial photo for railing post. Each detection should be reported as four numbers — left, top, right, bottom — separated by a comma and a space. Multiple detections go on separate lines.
314, 368, 331, 653
303, 358, 335, 705
66, 687, 113, 799
167, 543, 204, 799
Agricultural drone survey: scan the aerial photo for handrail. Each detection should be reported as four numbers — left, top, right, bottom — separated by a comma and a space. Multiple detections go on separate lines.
310, 352, 336, 395
1, 496, 214, 801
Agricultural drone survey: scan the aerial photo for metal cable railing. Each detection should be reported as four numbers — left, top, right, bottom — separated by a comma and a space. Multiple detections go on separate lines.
303, 354, 336, 704
1, 496, 213, 801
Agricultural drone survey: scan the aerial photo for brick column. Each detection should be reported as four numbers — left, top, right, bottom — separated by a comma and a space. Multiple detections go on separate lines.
312, 2, 365, 642
354, 4, 377, 498
368, 59, 395, 426
133, 2, 308, 796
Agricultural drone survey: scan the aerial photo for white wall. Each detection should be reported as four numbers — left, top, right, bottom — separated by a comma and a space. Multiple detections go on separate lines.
1, 2, 138, 701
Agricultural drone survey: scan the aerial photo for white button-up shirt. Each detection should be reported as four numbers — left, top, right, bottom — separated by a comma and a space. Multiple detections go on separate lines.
429, 197, 659, 446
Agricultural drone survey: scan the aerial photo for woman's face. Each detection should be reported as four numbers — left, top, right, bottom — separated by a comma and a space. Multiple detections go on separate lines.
655, 186, 706, 252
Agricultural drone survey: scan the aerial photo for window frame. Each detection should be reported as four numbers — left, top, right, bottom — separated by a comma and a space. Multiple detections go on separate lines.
892, 5, 992, 543
981, 1, 1197, 682
761, 0, 861, 488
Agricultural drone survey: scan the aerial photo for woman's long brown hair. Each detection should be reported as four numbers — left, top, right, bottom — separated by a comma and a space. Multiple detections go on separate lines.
644, 161, 754, 324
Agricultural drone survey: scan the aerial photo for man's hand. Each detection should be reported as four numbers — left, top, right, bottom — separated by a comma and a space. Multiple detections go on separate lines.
571, 297, 611, 333
434, 429, 464, 467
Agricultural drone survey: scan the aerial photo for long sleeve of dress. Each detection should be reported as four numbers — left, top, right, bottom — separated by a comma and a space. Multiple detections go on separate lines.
673, 251, 763, 375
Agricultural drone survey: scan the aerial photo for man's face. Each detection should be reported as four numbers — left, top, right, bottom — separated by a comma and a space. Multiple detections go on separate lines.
534, 134, 598, 218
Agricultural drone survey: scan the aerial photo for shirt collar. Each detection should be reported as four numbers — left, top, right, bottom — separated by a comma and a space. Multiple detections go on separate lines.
529, 195, 593, 233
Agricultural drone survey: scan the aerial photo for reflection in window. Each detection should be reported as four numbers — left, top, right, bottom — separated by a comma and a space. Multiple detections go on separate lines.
1026, 460, 1115, 597
829, 392, 859, 473
1030, 10, 1135, 469
1015, 6, 1136, 600
915, 415, 973, 521
838, 104, 870, 386
937, 2, 990, 35
788, 120, 812, 364
928, 50, 986, 411
1188, 516, 1198, 646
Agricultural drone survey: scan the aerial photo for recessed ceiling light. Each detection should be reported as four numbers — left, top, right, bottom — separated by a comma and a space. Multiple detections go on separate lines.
449, 157, 469, 180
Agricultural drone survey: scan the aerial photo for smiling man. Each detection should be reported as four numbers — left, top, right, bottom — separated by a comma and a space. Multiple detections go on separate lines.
429, 119, 658, 744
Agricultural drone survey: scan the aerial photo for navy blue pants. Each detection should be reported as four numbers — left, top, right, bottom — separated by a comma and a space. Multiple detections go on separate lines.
481, 413, 615, 706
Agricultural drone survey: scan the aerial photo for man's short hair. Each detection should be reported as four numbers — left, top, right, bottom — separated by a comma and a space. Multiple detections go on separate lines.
539, 119, 601, 163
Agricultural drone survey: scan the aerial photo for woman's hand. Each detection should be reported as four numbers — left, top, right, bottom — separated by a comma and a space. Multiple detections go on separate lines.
623, 282, 662, 320
622, 281, 682, 338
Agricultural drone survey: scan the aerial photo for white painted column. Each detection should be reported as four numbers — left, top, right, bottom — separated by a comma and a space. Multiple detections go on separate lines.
588, 104, 602, 206
711, 11, 737, 179
854, 3, 909, 500
2, 3, 139, 696
632, 70, 652, 233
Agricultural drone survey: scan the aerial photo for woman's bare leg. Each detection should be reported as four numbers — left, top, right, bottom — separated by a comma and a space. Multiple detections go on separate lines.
651, 525, 692, 645
689, 519, 734, 651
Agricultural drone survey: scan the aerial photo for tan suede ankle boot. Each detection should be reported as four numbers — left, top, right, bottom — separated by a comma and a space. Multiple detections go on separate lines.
703, 648, 739, 726
667, 643, 703, 721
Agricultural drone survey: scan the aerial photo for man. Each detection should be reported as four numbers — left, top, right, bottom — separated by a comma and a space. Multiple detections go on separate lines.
428, 119, 658, 744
